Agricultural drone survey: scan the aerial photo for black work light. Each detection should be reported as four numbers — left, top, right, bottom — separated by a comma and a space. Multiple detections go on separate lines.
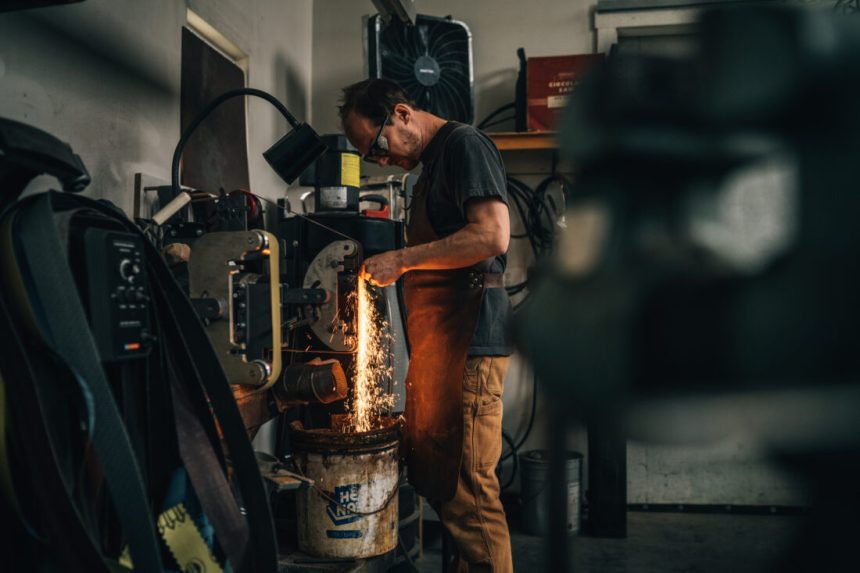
170, 87, 327, 198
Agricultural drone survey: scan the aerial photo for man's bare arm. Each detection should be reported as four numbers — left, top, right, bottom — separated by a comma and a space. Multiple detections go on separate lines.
360, 197, 510, 287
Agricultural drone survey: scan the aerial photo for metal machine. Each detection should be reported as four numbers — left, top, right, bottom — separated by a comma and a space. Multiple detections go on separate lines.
168, 129, 413, 567
166, 132, 409, 442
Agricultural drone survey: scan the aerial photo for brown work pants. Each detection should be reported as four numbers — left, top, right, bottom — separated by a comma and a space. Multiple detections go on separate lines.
433, 355, 513, 573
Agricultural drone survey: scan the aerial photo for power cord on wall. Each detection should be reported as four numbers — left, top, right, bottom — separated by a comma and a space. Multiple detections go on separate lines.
505, 174, 570, 306
477, 102, 516, 131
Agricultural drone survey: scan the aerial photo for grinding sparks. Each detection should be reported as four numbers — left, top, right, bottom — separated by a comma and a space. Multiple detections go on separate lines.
348, 278, 395, 432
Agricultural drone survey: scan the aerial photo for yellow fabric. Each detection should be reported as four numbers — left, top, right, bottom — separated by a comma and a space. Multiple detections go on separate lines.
157, 503, 224, 573
120, 503, 225, 573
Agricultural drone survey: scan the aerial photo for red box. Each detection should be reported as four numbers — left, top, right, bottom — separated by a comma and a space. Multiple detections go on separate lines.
527, 54, 603, 132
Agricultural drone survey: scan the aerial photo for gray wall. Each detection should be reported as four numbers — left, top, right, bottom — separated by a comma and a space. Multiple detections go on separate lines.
0, 0, 314, 213
627, 435, 808, 506
188, 0, 314, 207
0, 1, 183, 211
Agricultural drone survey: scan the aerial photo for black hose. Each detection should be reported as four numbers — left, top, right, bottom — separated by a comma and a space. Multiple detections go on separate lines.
477, 102, 516, 130
481, 115, 517, 131
502, 372, 538, 462
498, 371, 539, 491
498, 176, 567, 487
506, 177, 540, 258
505, 175, 571, 298
505, 180, 536, 298
531, 174, 570, 255
397, 536, 420, 572
505, 281, 528, 296
171, 88, 301, 198
500, 430, 519, 490
497, 178, 559, 485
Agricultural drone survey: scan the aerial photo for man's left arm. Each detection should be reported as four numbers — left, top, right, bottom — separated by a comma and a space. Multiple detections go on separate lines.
360, 197, 510, 287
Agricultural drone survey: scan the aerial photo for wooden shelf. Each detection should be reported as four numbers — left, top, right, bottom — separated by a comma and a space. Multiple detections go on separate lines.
489, 131, 557, 151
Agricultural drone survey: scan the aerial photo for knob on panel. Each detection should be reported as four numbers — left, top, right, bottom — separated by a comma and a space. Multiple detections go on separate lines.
118, 258, 141, 283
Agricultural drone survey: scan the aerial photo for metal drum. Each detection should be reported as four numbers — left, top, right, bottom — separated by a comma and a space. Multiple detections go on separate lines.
520, 449, 583, 536
291, 416, 400, 558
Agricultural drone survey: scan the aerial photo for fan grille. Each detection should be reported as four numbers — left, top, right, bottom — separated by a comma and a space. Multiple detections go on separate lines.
369, 14, 474, 124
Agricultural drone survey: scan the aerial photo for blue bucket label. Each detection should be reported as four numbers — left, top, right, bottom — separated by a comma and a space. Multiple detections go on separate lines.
326, 529, 363, 539
326, 483, 363, 526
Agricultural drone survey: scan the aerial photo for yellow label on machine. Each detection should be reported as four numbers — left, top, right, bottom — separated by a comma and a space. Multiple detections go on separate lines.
341, 153, 360, 188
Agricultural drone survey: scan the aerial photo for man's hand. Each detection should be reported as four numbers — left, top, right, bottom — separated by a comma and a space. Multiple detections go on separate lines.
358, 198, 509, 285
360, 250, 407, 287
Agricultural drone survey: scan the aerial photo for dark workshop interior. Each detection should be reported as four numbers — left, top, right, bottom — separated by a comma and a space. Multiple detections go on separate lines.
1, 1, 858, 572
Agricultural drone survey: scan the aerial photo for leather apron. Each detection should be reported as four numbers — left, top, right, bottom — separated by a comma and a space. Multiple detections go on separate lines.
403, 121, 502, 501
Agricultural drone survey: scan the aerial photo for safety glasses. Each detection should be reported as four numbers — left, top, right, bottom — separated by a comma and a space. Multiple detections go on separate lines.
363, 112, 390, 164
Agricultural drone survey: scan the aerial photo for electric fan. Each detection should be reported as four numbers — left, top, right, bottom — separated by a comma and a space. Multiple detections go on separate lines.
368, 13, 475, 125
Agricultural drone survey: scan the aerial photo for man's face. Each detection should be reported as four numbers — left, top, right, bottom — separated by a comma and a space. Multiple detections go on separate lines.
344, 107, 421, 171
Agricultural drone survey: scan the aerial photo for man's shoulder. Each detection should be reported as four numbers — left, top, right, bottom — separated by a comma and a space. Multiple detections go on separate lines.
443, 123, 499, 155
447, 122, 489, 142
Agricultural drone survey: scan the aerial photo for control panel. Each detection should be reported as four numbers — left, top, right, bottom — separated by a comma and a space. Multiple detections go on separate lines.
84, 228, 151, 362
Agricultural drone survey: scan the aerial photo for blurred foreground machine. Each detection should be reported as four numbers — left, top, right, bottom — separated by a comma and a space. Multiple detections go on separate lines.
518, 6, 860, 571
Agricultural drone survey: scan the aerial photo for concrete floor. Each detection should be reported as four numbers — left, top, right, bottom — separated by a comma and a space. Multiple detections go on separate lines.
411, 512, 804, 573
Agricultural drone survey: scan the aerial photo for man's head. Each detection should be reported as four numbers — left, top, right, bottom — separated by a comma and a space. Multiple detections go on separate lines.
338, 78, 425, 171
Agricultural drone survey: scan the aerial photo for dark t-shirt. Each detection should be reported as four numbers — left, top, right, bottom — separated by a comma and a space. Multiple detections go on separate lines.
417, 122, 513, 356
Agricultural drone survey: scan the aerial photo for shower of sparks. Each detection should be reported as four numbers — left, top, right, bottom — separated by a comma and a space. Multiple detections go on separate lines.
347, 278, 395, 432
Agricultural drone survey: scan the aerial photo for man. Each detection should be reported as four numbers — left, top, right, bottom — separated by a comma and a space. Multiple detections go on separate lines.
339, 78, 514, 572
